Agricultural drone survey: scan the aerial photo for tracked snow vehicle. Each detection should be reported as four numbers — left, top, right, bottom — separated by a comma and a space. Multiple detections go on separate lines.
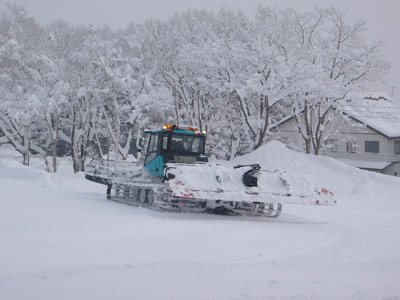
85, 124, 335, 217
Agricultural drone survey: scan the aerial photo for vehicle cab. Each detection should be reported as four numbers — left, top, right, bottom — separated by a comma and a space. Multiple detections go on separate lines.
143, 124, 208, 177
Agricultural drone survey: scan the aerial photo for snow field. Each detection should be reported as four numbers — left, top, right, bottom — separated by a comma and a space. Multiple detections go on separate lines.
1, 143, 400, 300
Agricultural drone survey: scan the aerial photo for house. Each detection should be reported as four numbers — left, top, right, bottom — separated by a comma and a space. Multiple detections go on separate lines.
272, 93, 400, 176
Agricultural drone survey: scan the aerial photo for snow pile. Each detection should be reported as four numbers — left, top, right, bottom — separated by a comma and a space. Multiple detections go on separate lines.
0, 148, 101, 194
232, 141, 400, 205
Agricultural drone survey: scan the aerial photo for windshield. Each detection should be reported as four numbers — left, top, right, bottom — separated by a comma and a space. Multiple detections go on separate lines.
162, 133, 205, 155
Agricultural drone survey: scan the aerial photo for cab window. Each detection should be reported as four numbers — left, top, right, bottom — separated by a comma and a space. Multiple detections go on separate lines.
144, 134, 159, 165
170, 134, 205, 154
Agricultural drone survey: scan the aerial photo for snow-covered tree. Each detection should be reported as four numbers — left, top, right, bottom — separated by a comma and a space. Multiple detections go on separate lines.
290, 8, 388, 154
0, 3, 389, 168
0, 4, 48, 165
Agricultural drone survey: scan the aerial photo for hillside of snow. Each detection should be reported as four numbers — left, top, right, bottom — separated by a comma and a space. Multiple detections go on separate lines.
1, 143, 400, 300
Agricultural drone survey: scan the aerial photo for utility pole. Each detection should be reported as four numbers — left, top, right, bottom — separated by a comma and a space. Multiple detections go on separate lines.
391, 86, 395, 98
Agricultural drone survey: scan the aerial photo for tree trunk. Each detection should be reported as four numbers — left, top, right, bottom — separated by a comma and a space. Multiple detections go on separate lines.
52, 142, 57, 173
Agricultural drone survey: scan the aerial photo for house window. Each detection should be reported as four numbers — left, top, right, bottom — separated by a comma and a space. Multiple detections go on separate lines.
346, 141, 356, 153
395, 141, 400, 154
325, 139, 338, 152
365, 141, 379, 153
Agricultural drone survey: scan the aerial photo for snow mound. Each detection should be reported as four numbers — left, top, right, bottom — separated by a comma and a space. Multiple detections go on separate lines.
0, 158, 101, 194
0, 158, 49, 182
231, 141, 400, 201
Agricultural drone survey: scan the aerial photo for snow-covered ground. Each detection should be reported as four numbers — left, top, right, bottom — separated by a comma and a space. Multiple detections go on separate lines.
1, 142, 400, 300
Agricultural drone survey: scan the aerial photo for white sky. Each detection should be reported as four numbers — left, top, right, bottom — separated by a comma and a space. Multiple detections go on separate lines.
1, 0, 399, 98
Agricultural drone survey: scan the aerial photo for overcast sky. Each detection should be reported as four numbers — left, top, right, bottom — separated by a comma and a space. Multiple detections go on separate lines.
1, 0, 399, 98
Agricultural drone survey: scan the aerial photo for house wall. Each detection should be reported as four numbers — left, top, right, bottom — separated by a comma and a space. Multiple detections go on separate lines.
271, 117, 304, 150
383, 162, 400, 177
323, 131, 397, 163
384, 162, 400, 177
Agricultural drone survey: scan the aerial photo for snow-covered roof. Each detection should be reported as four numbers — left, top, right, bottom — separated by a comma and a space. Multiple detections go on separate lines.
338, 158, 393, 170
362, 92, 390, 101
338, 95, 400, 138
